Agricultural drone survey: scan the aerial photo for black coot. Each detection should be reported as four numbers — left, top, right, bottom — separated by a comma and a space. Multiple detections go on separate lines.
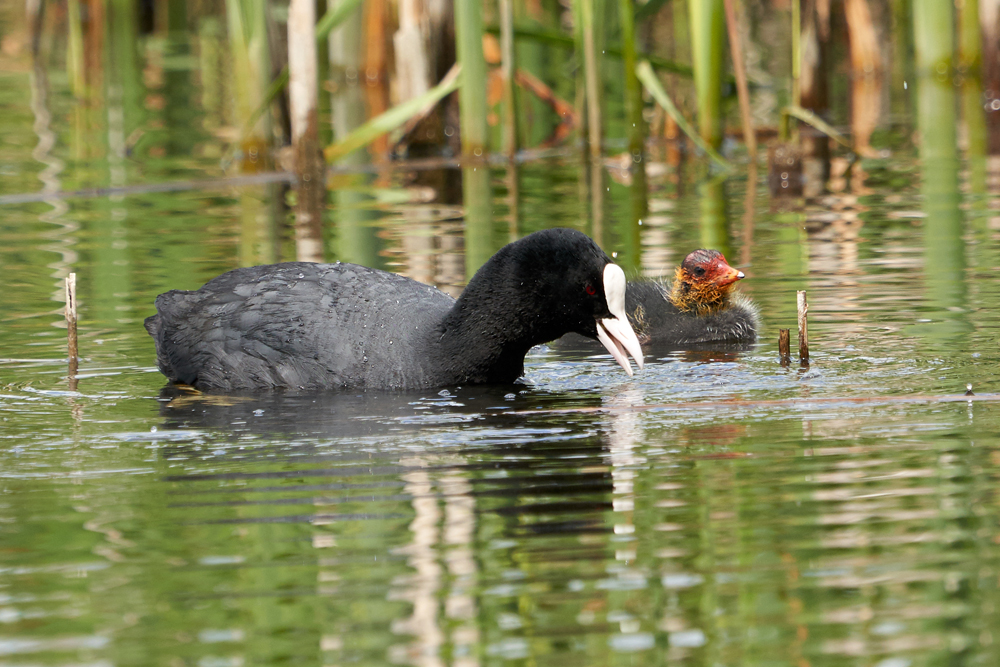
145, 228, 644, 391
626, 249, 759, 346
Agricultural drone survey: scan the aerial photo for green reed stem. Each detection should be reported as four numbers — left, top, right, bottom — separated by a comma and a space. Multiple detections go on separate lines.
227, 0, 271, 159
688, 0, 725, 148
500, 0, 519, 156
455, 0, 489, 155
791, 0, 800, 105
619, 0, 644, 159
67, 0, 85, 98
580, 0, 603, 159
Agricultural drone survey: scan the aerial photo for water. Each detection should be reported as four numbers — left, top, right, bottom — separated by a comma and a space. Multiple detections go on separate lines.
4, 30, 1000, 667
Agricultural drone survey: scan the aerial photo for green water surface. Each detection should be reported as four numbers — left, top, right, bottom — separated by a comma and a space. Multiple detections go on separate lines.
3, 19, 1000, 667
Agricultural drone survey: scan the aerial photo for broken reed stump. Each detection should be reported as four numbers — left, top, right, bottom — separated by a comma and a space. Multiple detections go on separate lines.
797, 290, 809, 364
65, 273, 78, 382
778, 328, 791, 366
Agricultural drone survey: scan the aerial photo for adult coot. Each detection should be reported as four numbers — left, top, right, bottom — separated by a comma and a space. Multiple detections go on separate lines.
626, 249, 759, 346
145, 228, 644, 391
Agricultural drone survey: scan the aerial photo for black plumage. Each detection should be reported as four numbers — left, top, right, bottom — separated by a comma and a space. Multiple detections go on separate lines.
624, 280, 759, 347
558, 248, 759, 351
145, 228, 644, 392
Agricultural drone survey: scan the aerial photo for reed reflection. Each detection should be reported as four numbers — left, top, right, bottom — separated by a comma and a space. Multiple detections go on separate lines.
462, 164, 494, 277
914, 4, 970, 347
698, 177, 731, 259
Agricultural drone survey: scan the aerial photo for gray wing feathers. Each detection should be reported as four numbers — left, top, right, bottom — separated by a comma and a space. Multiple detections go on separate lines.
148, 263, 454, 391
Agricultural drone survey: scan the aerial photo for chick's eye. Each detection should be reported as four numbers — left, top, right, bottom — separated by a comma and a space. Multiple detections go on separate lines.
694, 266, 706, 276
585, 284, 597, 296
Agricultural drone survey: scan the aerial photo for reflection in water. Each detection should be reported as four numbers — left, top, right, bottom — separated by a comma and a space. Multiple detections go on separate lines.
237, 183, 279, 266
29, 46, 76, 309
589, 159, 605, 246
698, 177, 730, 259
391, 467, 445, 666
605, 386, 645, 569
9, 24, 1000, 662
503, 163, 520, 242
462, 164, 493, 277
914, 10, 969, 348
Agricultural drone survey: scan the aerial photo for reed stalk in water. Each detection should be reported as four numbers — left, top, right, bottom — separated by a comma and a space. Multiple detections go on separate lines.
579, 0, 603, 159
618, 0, 644, 161
226, 0, 271, 171
688, 0, 725, 149
499, 0, 518, 157
779, 328, 790, 366
723, 0, 756, 159
797, 290, 809, 364
67, 0, 86, 98
960, 0, 987, 194
288, 0, 325, 262
65, 273, 78, 382
914, 0, 966, 345
619, 0, 648, 233
455, 0, 489, 156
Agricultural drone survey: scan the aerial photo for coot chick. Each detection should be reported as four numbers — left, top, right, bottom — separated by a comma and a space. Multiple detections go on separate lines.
145, 228, 644, 392
627, 249, 759, 346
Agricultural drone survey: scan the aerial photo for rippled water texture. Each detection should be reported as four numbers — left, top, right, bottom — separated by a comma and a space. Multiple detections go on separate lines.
4, 18, 1000, 667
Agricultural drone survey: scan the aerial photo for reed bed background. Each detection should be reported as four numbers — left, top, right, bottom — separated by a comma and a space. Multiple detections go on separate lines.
5, 0, 1000, 269
19, 1, 996, 164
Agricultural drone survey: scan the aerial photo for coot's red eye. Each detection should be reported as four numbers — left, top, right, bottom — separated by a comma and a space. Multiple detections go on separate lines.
585, 284, 596, 296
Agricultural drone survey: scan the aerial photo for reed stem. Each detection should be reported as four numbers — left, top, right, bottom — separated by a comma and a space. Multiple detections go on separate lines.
778, 328, 790, 366
581, 0, 603, 160
288, 0, 325, 262
797, 290, 809, 363
689, 0, 725, 148
791, 0, 801, 106
619, 0, 647, 228
619, 0, 644, 160
723, 0, 756, 159
500, 0, 518, 157
65, 273, 78, 381
67, 0, 86, 98
455, 0, 489, 156
226, 0, 271, 170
